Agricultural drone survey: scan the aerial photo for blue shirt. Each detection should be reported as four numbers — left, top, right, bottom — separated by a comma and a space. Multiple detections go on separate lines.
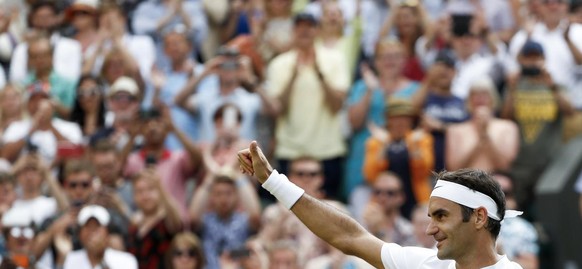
344, 80, 419, 197
202, 212, 251, 269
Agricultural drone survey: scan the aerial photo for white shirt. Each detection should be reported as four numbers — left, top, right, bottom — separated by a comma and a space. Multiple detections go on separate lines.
2, 118, 83, 165
381, 243, 523, 268
451, 54, 496, 99
509, 22, 582, 108
0, 64, 6, 89
10, 34, 82, 83
8, 196, 57, 227
64, 248, 138, 269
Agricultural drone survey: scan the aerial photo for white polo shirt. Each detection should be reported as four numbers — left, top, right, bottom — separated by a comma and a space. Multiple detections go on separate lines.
63, 248, 137, 269
381, 243, 523, 268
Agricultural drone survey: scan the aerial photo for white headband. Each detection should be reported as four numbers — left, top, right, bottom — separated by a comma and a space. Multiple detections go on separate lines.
430, 180, 523, 221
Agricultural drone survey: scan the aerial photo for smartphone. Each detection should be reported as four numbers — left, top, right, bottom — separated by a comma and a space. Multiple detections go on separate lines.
451, 14, 473, 37
139, 108, 161, 121
521, 65, 542, 77
57, 143, 85, 159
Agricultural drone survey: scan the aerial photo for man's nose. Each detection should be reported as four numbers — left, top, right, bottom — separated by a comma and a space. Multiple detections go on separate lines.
425, 221, 438, 236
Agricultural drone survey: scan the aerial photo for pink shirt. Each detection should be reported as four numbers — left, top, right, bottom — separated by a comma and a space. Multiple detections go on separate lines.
124, 150, 198, 218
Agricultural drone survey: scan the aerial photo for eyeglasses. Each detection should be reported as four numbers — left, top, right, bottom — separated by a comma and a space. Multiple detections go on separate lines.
67, 181, 92, 189
292, 170, 321, 178
10, 227, 35, 239
173, 249, 196, 258
74, 10, 94, 16
110, 94, 137, 102
372, 188, 401, 197
78, 87, 101, 98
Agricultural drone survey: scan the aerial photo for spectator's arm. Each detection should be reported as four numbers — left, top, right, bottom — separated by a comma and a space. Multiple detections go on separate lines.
171, 120, 203, 173
188, 174, 213, 228
411, 82, 429, 111
315, 64, 346, 114
564, 25, 582, 65
235, 176, 261, 230
220, 5, 242, 43
348, 88, 373, 131
156, 175, 182, 233
276, 66, 298, 117
1, 138, 26, 162
46, 173, 69, 211
549, 84, 575, 117
363, 138, 389, 184
131, 4, 159, 35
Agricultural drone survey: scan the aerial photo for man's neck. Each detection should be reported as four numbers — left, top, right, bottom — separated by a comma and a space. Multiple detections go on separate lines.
22, 189, 41, 200
219, 83, 238, 96
36, 71, 51, 81
432, 86, 452, 96
171, 58, 191, 73
87, 249, 106, 268
455, 237, 499, 269
544, 20, 561, 31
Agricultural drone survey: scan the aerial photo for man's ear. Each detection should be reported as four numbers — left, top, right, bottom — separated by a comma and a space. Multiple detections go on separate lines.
474, 207, 488, 229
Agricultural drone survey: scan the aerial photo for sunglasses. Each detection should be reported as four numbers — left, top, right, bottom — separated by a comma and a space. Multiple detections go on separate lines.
78, 87, 101, 98
110, 94, 137, 102
372, 188, 401, 197
10, 227, 35, 239
173, 249, 196, 258
542, 0, 566, 4
67, 181, 91, 189
292, 170, 321, 178
74, 10, 94, 16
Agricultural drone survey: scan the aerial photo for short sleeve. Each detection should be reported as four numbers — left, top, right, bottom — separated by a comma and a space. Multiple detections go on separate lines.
381, 243, 446, 269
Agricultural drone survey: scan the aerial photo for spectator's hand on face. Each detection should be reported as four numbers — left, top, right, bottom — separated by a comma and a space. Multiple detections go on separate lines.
54, 232, 73, 257
49, 212, 76, 237
362, 201, 386, 234
202, 56, 227, 78
474, 106, 492, 134
31, 100, 54, 131
361, 63, 380, 91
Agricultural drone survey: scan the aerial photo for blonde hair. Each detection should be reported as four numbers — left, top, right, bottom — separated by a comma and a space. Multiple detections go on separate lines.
374, 38, 405, 57
466, 77, 500, 113
168, 232, 205, 269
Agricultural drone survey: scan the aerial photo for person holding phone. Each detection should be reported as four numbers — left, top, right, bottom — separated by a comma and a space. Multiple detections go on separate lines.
501, 40, 575, 211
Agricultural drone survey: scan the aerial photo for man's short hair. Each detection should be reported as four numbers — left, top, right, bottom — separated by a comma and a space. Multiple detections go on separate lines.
434, 169, 506, 239
27, 35, 54, 55
90, 140, 118, 155
0, 172, 16, 186
64, 159, 95, 180
290, 156, 321, 172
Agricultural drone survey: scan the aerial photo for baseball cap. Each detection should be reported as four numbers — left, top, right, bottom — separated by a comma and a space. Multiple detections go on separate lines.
434, 50, 456, 68
2, 209, 33, 228
108, 76, 138, 97
520, 40, 544, 56
385, 98, 417, 117
293, 13, 318, 26
78, 205, 110, 226
65, 0, 100, 21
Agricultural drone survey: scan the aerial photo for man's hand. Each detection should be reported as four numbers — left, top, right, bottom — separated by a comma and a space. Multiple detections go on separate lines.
237, 141, 273, 183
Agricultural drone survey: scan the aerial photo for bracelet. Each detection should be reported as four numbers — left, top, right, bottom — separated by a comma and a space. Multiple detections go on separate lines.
262, 170, 305, 210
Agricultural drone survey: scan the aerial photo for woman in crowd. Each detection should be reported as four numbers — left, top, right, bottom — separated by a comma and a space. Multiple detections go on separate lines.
167, 232, 206, 269
69, 75, 106, 138
0, 84, 24, 135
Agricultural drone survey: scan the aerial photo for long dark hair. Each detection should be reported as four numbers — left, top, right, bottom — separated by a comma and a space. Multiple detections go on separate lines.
70, 75, 106, 133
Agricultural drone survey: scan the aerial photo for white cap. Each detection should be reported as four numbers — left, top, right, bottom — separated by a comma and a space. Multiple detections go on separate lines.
71, 0, 100, 10
78, 205, 110, 226
109, 76, 139, 97
469, 77, 496, 93
2, 208, 33, 227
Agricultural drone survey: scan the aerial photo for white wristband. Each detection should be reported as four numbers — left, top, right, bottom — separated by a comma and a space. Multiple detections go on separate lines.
262, 170, 305, 210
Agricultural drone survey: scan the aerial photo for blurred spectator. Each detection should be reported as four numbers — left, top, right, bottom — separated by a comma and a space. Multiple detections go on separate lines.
318, 0, 363, 81
571, 1, 582, 23
83, 3, 155, 81
509, 0, 582, 109
304, 240, 374, 269
200, 0, 229, 59
128, 170, 182, 269
412, 51, 469, 172
189, 172, 261, 269
66, 0, 100, 55
361, 172, 415, 245
379, 1, 430, 81
175, 49, 263, 143
34, 159, 128, 267
90, 141, 135, 214
132, 0, 207, 56
409, 204, 435, 248
576, 172, 582, 219
218, 238, 269, 269
63, 205, 137, 269
88, 45, 145, 98
123, 106, 203, 217
446, 0, 517, 43
258, 157, 325, 262
0, 210, 37, 269
446, 77, 519, 172
23, 36, 78, 118
0, 2, 26, 65
10, 1, 82, 83
345, 39, 420, 201
69, 75, 106, 138
266, 13, 349, 198
501, 40, 575, 210
149, 27, 202, 149
494, 173, 540, 269
363, 98, 434, 218
0, 84, 24, 135
166, 231, 205, 269
253, 0, 294, 62
220, 0, 252, 44
0, 172, 16, 256
266, 240, 299, 269
1, 82, 82, 165
99, 76, 140, 142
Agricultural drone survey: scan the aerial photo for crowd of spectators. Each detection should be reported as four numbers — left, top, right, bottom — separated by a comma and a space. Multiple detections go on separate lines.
0, 0, 581, 268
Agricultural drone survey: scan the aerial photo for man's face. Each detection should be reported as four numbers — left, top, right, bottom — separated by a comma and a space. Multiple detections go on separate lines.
164, 33, 192, 64
371, 174, 404, 212
268, 249, 298, 269
288, 160, 323, 197
432, 63, 456, 90
386, 115, 414, 140
541, 0, 568, 23
426, 197, 476, 260
451, 34, 480, 60
133, 178, 160, 214
0, 182, 16, 208
209, 182, 237, 217
65, 172, 94, 204
6, 226, 35, 254
293, 22, 317, 49
92, 152, 120, 184
28, 40, 53, 74
468, 90, 493, 110
143, 118, 168, 146
30, 6, 59, 31
16, 168, 43, 194
80, 219, 108, 254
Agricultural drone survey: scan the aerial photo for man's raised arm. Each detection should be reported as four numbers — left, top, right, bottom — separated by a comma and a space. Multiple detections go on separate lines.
238, 142, 386, 269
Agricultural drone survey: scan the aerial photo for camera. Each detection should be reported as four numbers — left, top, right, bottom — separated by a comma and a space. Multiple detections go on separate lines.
139, 108, 161, 121
521, 65, 542, 77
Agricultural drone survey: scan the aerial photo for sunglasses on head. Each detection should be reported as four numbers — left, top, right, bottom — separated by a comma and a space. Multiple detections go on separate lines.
173, 249, 196, 258
372, 188, 400, 197
67, 181, 91, 189
10, 227, 35, 239
292, 170, 321, 177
